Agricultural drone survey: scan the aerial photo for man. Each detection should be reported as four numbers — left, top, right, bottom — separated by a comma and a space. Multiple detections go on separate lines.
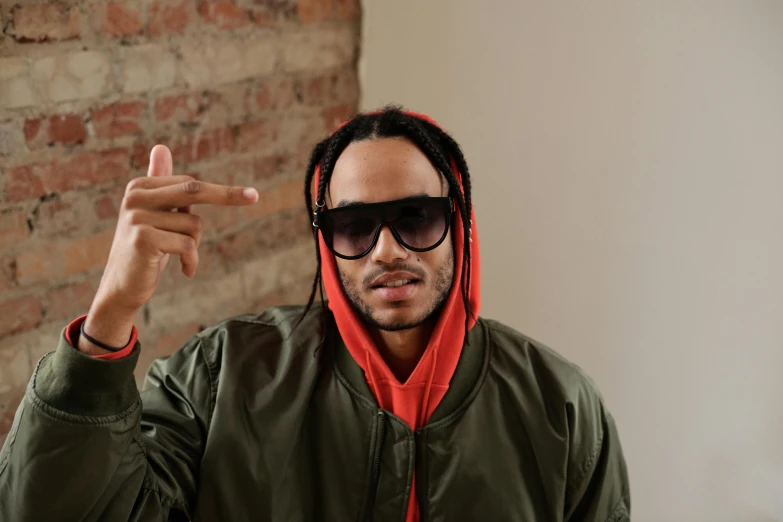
0, 107, 630, 521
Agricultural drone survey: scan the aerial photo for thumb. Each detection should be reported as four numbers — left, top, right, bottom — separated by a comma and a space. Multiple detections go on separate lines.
147, 144, 173, 177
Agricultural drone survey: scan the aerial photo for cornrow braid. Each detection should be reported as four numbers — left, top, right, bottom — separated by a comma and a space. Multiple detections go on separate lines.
296, 106, 476, 341
389, 117, 474, 335
433, 128, 476, 325
292, 140, 328, 336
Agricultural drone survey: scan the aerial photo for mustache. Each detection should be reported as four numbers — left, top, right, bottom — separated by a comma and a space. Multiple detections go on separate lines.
362, 264, 427, 287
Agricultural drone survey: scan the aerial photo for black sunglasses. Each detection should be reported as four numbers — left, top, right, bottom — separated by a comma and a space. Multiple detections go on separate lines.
314, 196, 453, 260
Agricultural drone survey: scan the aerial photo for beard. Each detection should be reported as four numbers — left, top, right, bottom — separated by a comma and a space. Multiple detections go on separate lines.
338, 248, 454, 332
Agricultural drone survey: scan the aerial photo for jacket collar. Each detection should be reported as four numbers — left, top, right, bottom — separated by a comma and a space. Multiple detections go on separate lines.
331, 314, 488, 426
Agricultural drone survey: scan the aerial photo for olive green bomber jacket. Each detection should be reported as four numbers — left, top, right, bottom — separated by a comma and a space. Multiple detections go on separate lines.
0, 305, 630, 521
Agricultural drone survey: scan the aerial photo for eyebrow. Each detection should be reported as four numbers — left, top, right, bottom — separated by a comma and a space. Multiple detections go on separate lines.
335, 193, 432, 209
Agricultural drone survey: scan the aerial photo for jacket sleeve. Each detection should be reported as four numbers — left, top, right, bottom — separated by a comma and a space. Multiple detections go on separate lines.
0, 326, 214, 522
563, 385, 631, 522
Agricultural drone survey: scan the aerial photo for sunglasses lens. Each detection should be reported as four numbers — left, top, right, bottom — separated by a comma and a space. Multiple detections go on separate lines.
320, 207, 379, 258
319, 198, 450, 258
391, 199, 449, 250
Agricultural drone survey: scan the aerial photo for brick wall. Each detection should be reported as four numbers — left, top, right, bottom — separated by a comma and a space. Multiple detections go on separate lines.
0, 0, 361, 445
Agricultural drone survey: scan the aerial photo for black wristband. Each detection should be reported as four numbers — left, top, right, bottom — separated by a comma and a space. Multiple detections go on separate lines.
80, 320, 127, 352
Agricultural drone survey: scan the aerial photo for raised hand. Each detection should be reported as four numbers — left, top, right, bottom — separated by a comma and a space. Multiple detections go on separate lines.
80, 145, 259, 354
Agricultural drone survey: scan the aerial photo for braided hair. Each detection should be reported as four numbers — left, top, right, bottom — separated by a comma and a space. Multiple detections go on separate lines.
298, 106, 475, 339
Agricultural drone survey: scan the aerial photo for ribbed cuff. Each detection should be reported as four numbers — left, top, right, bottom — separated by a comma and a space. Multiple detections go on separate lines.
65, 315, 138, 360
33, 324, 141, 417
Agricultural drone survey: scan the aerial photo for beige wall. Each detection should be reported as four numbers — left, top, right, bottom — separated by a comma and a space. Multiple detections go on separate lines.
361, 2, 783, 521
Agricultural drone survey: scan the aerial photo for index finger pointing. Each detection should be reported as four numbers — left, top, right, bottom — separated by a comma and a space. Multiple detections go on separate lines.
144, 179, 260, 209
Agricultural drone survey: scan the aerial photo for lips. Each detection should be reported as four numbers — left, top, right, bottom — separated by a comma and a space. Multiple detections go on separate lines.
370, 271, 421, 288
369, 271, 421, 303
378, 279, 414, 288
372, 280, 417, 302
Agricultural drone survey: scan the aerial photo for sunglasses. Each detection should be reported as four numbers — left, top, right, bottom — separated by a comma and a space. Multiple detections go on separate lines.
315, 196, 453, 260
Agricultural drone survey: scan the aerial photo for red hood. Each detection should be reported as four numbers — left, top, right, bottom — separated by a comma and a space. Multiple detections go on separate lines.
314, 110, 481, 430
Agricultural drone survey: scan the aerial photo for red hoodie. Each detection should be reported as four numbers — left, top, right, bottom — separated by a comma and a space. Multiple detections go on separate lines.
315, 110, 481, 522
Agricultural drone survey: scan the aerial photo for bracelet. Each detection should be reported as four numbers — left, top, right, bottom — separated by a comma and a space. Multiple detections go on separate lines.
80, 321, 126, 352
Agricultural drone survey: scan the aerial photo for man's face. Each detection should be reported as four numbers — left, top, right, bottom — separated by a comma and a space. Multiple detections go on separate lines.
327, 137, 454, 331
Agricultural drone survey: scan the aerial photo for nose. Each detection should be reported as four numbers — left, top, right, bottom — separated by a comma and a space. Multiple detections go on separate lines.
370, 225, 408, 265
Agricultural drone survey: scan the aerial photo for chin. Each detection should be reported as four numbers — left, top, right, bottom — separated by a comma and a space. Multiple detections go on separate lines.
372, 310, 421, 331
361, 301, 431, 332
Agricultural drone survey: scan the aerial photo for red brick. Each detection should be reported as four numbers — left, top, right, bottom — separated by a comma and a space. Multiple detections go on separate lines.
36, 198, 79, 237
301, 69, 358, 108
6, 165, 46, 202
297, 0, 334, 23
16, 229, 115, 284
96, 149, 132, 182
95, 186, 126, 219
304, 75, 329, 105
217, 210, 309, 265
253, 153, 292, 182
254, 77, 296, 111
199, 87, 251, 124
132, 140, 152, 170
215, 227, 256, 264
199, 203, 242, 237
25, 114, 87, 149
323, 103, 353, 132
249, 7, 277, 28
148, 0, 191, 36
154, 322, 201, 358
279, 113, 329, 153
54, 149, 129, 192
168, 128, 236, 164
200, 158, 252, 186
199, 1, 251, 30
251, 274, 313, 310
92, 101, 146, 138
294, 142, 313, 171
10, 3, 81, 43
194, 128, 237, 161
155, 90, 248, 127
0, 295, 43, 337
235, 119, 282, 153
335, 0, 359, 20
63, 229, 115, 277
24, 119, 42, 144
0, 256, 15, 293
0, 210, 30, 250
16, 244, 61, 286
255, 86, 273, 112
102, 1, 143, 36
6, 148, 130, 202
154, 94, 199, 123
48, 114, 87, 146
45, 279, 99, 321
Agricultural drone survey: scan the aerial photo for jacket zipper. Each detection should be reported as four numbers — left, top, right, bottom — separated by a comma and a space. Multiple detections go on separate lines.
364, 410, 387, 522
414, 430, 425, 522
